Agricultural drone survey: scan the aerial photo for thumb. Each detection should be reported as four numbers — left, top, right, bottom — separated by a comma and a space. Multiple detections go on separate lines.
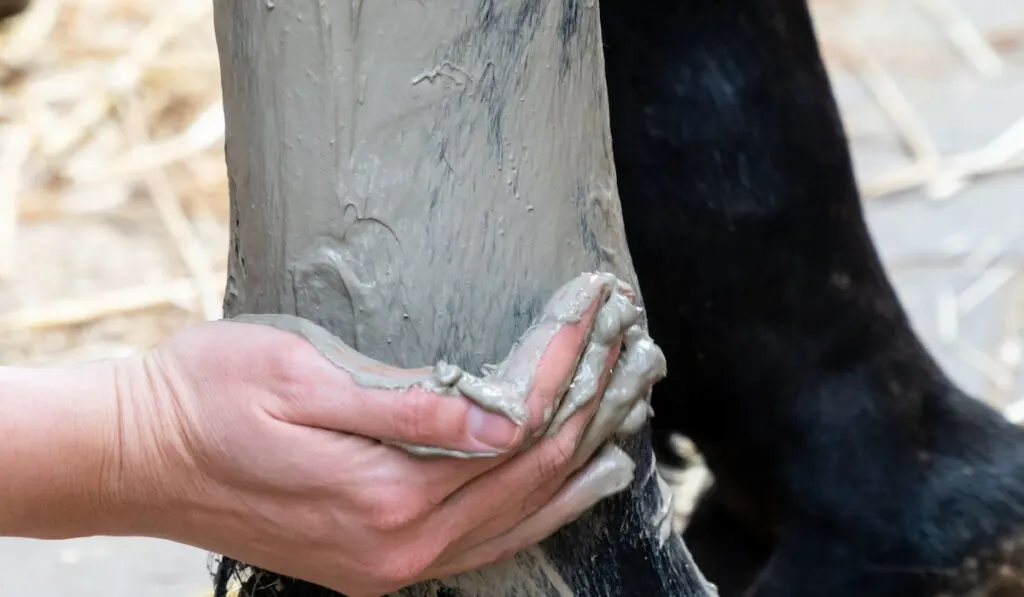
227, 314, 526, 457
328, 384, 527, 457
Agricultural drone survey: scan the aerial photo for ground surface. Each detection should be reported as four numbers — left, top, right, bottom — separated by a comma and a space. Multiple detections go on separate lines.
0, 1, 1021, 595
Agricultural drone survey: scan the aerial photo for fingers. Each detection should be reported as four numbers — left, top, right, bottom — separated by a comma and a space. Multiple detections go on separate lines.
429, 444, 637, 579
420, 311, 666, 565
430, 345, 622, 552
456, 273, 639, 449
547, 282, 643, 435
429, 364, 610, 548
432, 324, 662, 551
458, 272, 620, 433
359, 387, 527, 457
570, 323, 666, 468
367, 337, 624, 518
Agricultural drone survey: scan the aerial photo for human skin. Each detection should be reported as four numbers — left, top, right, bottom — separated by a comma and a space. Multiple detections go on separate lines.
0, 273, 649, 597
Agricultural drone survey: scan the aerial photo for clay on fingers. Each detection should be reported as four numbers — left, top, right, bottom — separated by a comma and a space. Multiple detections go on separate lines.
229, 271, 663, 459
431, 273, 653, 458
575, 323, 667, 459
425, 276, 663, 460
540, 284, 666, 473
470, 270, 621, 424
547, 284, 645, 434
543, 316, 669, 543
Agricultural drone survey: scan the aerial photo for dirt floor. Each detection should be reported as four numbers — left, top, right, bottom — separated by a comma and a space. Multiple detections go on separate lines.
0, 1, 1021, 596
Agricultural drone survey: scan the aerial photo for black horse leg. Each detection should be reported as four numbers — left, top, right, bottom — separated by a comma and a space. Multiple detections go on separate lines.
601, 0, 1024, 595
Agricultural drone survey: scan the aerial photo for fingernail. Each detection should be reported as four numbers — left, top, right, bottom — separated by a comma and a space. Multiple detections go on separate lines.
468, 406, 521, 451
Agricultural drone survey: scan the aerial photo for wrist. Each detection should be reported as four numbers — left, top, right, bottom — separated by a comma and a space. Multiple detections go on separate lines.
0, 351, 197, 541
0, 359, 127, 538
102, 349, 205, 541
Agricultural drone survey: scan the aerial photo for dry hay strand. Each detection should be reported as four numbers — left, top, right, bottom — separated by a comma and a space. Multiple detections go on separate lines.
810, 0, 1024, 202
861, 114, 1024, 201
0, 0, 229, 363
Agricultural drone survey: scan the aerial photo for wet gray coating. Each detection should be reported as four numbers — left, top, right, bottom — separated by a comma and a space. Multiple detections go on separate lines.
213, 0, 716, 594
569, 323, 667, 469
548, 290, 644, 434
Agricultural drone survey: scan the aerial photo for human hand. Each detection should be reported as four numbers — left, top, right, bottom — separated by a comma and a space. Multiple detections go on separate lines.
106, 273, 665, 597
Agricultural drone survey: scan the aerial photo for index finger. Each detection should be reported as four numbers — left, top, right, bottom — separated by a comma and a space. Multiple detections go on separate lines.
478, 272, 624, 434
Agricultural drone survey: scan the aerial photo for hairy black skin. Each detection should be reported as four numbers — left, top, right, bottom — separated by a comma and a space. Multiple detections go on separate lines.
600, 0, 1024, 595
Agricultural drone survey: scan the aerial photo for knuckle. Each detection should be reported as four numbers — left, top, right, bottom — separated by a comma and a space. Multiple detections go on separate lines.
487, 543, 522, 568
535, 440, 574, 481
567, 406, 596, 444
517, 482, 552, 520
364, 491, 430, 532
263, 331, 321, 399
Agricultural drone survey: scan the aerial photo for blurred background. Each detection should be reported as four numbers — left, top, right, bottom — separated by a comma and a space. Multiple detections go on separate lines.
0, 0, 1021, 595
